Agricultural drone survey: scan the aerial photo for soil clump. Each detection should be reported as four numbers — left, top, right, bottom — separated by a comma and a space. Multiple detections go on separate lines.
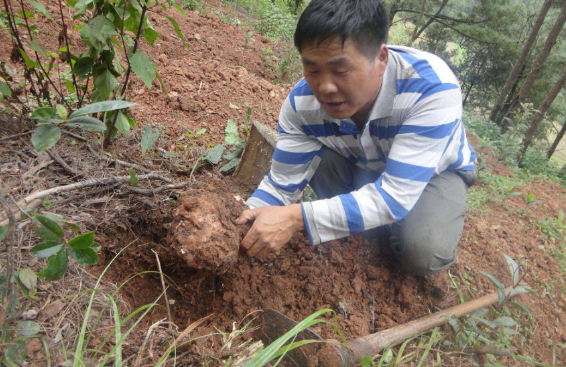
168, 189, 249, 272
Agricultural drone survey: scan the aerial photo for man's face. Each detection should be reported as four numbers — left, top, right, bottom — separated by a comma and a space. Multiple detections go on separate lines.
301, 38, 388, 123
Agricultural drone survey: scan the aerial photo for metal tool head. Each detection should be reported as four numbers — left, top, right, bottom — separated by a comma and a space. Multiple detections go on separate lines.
255, 309, 351, 367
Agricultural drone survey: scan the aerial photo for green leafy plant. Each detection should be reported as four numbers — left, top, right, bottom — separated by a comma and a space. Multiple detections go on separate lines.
1, 0, 187, 146
30, 214, 101, 282
520, 193, 543, 216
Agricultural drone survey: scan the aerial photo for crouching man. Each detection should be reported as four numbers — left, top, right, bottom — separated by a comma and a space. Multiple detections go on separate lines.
236, 0, 476, 276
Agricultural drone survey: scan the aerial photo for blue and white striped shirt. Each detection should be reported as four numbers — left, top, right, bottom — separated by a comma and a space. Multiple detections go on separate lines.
246, 46, 476, 245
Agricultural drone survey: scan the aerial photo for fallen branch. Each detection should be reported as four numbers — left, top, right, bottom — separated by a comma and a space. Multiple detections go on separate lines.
125, 182, 189, 196
52, 183, 121, 206
62, 130, 88, 142
24, 173, 172, 204
0, 131, 33, 141
47, 150, 80, 177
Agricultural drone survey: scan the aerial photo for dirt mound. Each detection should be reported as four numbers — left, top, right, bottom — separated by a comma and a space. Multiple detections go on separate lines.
169, 190, 249, 272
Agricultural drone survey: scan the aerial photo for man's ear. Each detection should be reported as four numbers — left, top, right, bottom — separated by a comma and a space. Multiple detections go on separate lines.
375, 44, 388, 75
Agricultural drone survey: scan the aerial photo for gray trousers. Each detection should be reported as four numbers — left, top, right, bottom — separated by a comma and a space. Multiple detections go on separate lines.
309, 147, 476, 276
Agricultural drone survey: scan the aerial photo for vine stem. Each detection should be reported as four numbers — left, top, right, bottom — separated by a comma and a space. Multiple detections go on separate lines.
103, 0, 148, 146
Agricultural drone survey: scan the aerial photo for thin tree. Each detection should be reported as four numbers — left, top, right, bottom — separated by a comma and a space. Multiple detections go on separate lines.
489, 0, 553, 124
498, 1, 566, 129
411, 0, 449, 41
517, 63, 566, 164
547, 115, 566, 160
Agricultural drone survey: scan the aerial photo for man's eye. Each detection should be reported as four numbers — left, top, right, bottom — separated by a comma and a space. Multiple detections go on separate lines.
335, 70, 349, 75
307, 70, 320, 75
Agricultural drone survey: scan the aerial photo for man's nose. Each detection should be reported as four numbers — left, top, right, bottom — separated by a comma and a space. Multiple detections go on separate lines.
318, 75, 338, 95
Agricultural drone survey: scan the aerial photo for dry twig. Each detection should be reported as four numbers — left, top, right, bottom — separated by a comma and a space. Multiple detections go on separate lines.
151, 250, 174, 335
125, 182, 190, 195
47, 150, 80, 176
23, 173, 171, 204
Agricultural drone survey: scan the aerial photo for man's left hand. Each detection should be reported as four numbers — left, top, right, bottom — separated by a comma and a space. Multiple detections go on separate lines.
235, 204, 304, 258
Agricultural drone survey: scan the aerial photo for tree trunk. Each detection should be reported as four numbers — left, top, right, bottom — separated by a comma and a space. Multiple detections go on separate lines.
503, 1, 566, 128
489, 0, 552, 124
547, 116, 566, 160
412, 0, 450, 41
517, 63, 566, 164
498, 64, 527, 132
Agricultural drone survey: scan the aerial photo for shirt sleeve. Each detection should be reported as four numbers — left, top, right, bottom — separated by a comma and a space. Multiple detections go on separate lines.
301, 84, 463, 245
246, 96, 324, 212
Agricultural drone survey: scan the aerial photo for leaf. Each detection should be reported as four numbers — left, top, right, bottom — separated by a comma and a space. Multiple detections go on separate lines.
360, 356, 373, 367
196, 128, 206, 135
72, 56, 94, 76
94, 68, 118, 100
65, 116, 106, 132
37, 248, 68, 281
26, 0, 54, 21
69, 246, 99, 265
114, 111, 131, 136
219, 158, 239, 173
173, 4, 187, 16
0, 82, 11, 97
0, 225, 8, 241
526, 193, 534, 203
141, 125, 160, 155
31, 124, 61, 151
31, 107, 57, 119
502, 327, 519, 335
229, 103, 239, 109
470, 307, 488, 320
88, 15, 117, 47
55, 105, 67, 120
205, 144, 224, 165
70, 101, 137, 118
30, 39, 48, 58
509, 285, 530, 297
129, 170, 139, 187
224, 119, 239, 145
4, 339, 27, 363
19, 48, 39, 68
32, 241, 64, 258
91, 242, 102, 253
143, 27, 159, 45
18, 269, 37, 291
35, 215, 64, 240
155, 70, 168, 97
130, 51, 156, 88
510, 301, 531, 315
68, 232, 94, 249
479, 271, 504, 291
165, 15, 189, 51
492, 316, 516, 327
503, 254, 519, 286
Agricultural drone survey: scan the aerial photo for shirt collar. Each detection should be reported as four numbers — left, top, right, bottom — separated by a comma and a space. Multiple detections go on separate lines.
368, 54, 397, 121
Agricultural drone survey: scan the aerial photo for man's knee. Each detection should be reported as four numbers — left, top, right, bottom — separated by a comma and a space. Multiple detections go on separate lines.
391, 231, 458, 276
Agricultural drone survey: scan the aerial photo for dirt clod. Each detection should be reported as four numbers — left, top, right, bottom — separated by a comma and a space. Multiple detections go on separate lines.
168, 190, 249, 272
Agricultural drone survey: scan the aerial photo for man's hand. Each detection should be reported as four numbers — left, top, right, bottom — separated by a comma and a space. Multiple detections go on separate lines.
236, 204, 305, 258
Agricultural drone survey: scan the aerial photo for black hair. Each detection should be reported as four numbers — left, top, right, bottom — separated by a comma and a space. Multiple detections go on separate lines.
294, 0, 389, 60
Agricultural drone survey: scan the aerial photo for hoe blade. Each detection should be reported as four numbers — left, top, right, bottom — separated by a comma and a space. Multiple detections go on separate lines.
255, 309, 350, 367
